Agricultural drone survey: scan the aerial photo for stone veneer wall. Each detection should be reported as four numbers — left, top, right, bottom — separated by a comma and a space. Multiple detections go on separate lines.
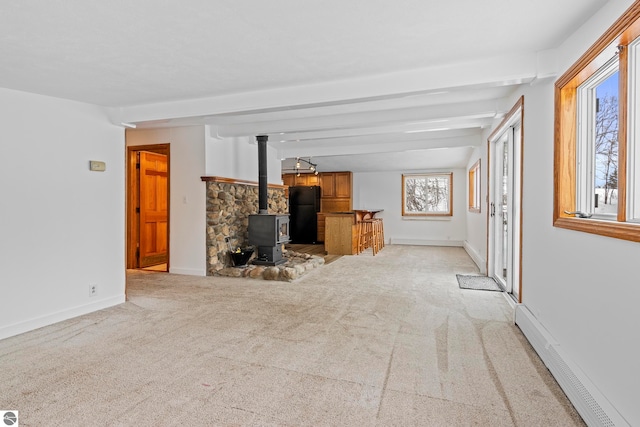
206, 180, 287, 275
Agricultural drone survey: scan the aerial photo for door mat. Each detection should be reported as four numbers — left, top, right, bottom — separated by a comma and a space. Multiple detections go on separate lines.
456, 274, 502, 292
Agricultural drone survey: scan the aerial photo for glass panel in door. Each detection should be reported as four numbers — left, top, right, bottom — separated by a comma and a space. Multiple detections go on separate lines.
493, 131, 513, 294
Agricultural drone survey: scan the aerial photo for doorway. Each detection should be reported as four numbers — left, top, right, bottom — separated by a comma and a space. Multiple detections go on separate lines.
487, 98, 523, 302
126, 144, 170, 272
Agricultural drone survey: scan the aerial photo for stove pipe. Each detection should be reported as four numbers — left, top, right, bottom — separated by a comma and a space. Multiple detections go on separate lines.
257, 135, 268, 214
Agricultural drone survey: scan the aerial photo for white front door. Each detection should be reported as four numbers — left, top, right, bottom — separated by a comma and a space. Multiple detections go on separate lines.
489, 109, 522, 302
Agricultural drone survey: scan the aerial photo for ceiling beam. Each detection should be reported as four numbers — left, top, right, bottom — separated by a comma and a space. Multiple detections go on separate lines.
119, 51, 539, 125
212, 99, 503, 138
277, 132, 481, 159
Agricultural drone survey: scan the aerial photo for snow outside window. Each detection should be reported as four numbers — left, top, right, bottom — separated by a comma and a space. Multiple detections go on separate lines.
576, 58, 619, 220
402, 173, 453, 216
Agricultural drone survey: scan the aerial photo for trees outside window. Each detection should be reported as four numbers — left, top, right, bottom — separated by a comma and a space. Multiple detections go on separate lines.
595, 91, 618, 212
576, 65, 619, 218
402, 173, 452, 216
553, 2, 640, 242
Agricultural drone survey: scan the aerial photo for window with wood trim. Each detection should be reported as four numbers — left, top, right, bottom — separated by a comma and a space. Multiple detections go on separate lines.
468, 160, 481, 213
576, 59, 619, 220
402, 173, 453, 216
554, 2, 640, 242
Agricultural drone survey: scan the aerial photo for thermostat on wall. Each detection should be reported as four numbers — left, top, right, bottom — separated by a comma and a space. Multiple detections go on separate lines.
89, 160, 106, 172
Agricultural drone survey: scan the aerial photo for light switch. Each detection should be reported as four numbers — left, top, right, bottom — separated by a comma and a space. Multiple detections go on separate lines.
89, 160, 106, 172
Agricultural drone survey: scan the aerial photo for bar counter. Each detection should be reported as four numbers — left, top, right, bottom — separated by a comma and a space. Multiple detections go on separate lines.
324, 210, 383, 255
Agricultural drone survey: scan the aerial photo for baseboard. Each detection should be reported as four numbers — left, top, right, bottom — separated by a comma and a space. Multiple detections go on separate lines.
389, 238, 464, 247
0, 295, 125, 341
463, 241, 486, 274
169, 267, 206, 276
515, 305, 630, 427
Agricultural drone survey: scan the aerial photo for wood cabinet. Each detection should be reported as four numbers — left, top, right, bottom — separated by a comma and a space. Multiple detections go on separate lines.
324, 213, 358, 255
282, 173, 319, 187
282, 172, 350, 196
282, 171, 353, 243
320, 171, 352, 214
317, 171, 351, 198
319, 173, 335, 197
305, 174, 320, 186
282, 174, 296, 187
317, 213, 326, 243
334, 172, 351, 198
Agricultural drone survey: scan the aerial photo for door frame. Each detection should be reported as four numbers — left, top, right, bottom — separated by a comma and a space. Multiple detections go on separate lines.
486, 97, 524, 303
126, 143, 170, 270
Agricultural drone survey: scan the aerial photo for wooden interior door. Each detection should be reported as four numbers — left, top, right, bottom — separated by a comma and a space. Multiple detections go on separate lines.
139, 151, 168, 267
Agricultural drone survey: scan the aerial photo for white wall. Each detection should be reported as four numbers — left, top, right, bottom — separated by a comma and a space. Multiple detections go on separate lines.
125, 127, 283, 276
0, 88, 125, 340
126, 126, 207, 276
513, 0, 638, 423
464, 147, 487, 273
205, 129, 283, 184
353, 169, 467, 246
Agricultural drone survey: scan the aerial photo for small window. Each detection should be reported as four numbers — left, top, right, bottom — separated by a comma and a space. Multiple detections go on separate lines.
402, 173, 453, 216
468, 160, 481, 213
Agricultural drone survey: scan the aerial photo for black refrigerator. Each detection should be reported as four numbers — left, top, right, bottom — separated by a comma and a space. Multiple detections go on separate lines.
289, 186, 321, 244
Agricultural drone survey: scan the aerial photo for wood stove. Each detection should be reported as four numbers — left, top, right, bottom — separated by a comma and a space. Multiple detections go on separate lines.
248, 135, 291, 265
248, 214, 290, 265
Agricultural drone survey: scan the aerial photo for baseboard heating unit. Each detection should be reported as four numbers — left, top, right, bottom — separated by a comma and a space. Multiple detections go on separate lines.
515, 305, 630, 427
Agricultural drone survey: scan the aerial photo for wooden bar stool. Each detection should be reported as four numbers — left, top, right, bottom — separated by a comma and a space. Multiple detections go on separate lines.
357, 220, 374, 254
359, 219, 384, 255
377, 219, 384, 250
368, 218, 383, 255
371, 218, 384, 254
354, 221, 362, 255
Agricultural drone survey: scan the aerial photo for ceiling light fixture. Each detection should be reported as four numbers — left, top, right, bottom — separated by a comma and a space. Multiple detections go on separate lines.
288, 157, 319, 176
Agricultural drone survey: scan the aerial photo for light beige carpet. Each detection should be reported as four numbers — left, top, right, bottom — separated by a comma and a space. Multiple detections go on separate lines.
0, 245, 584, 426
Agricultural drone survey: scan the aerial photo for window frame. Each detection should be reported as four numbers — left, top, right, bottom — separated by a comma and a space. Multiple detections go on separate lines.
575, 57, 619, 220
402, 172, 453, 217
554, 2, 640, 242
468, 160, 481, 213
627, 36, 640, 223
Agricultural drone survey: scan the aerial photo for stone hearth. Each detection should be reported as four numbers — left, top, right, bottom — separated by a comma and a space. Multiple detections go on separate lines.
216, 250, 324, 282
203, 177, 288, 275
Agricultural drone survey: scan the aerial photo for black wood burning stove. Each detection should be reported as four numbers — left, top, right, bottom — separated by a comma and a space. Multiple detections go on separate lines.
248, 214, 290, 265
248, 135, 291, 265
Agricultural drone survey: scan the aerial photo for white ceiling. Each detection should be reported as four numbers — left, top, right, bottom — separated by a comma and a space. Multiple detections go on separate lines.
0, 0, 608, 172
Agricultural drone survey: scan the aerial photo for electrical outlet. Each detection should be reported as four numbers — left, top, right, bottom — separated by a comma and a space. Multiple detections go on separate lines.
89, 284, 97, 297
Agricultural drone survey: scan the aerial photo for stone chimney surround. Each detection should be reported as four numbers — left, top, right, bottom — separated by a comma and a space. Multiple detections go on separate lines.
201, 176, 287, 275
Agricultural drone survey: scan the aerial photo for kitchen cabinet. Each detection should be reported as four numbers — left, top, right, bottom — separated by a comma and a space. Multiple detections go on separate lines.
324, 212, 358, 255
282, 173, 319, 186
334, 172, 351, 198
282, 171, 353, 242
317, 213, 325, 242
282, 174, 295, 187
319, 173, 335, 197
319, 172, 352, 214
319, 172, 351, 198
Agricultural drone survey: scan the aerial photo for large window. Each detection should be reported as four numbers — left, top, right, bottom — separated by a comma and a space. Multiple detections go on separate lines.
554, 2, 640, 242
402, 173, 453, 216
